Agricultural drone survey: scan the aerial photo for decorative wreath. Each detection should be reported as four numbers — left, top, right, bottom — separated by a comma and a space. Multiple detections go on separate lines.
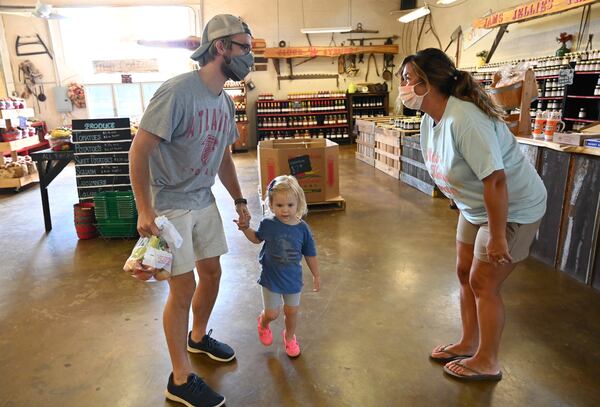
67, 82, 86, 108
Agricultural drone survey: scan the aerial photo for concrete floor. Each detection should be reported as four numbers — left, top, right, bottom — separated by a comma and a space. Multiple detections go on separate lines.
1, 145, 599, 407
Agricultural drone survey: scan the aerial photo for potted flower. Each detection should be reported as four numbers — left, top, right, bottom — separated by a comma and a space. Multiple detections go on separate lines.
476, 50, 489, 67
556, 32, 573, 56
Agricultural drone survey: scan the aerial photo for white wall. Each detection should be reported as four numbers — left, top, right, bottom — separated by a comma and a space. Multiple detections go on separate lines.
1, 0, 599, 145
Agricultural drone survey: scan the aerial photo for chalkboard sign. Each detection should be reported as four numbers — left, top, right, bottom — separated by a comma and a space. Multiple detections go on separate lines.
76, 175, 131, 188
72, 118, 132, 201
288, 155, 312, 175
77, 184, 133, 199
558, 68, 574, 86
75, 164, 129, 176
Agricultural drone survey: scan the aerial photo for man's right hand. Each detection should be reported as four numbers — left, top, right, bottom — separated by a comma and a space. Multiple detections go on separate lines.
137, 209, 160, 237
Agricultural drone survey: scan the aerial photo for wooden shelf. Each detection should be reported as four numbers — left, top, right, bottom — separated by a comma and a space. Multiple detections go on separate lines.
538, 97, 564, 100
257, 110, 346, 117
0, 108, 35, 120
0, 136, 41, 153
516, 136, 600, 157
567, 95, 600, 99
352, 106, 385, 110
263, 97, 346, 102
536, 75, 559, 79
257, 124, 348, 131
575, 71, 600, 75
564, 117, 597, 123
0, 171, 39, 189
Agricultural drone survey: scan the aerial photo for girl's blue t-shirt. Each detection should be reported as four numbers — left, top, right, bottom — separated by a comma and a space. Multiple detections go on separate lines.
420, 96, 547, 225
255, 217, 317, 294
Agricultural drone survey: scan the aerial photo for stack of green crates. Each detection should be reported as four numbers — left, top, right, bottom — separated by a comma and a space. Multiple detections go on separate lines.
93, 191, 138, 238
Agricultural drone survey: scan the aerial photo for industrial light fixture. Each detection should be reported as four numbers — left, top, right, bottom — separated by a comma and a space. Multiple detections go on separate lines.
300, 26, 352, 34
398, 6, 430, 23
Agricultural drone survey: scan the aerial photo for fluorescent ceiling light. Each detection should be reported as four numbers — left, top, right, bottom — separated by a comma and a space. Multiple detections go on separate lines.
300, 26, 352, 34
437, 0, 458, 4
398, 6, 430, 23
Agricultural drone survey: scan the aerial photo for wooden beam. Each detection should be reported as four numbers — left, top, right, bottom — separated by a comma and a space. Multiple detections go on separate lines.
264, 45, 399, 59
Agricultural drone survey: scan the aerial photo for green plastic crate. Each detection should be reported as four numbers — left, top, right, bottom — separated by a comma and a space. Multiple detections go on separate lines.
96, 222, 138, 238
93, 191, 137, 221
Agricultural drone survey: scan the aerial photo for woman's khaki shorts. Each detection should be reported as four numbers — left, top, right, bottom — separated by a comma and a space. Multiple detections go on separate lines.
157, 203, 228, 276
456, 213, 542, 263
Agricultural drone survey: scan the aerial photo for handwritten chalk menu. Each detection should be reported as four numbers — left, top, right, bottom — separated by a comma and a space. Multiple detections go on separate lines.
72, 118, 132, 201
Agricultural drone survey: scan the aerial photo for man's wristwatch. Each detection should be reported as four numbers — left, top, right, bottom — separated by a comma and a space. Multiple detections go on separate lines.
234, 198, 247, 205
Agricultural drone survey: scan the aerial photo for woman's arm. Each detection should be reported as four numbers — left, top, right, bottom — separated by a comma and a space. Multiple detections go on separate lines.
482, 169, 513, 265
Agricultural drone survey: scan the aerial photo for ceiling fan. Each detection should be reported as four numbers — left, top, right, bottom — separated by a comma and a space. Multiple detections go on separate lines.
0, 1, 67, 20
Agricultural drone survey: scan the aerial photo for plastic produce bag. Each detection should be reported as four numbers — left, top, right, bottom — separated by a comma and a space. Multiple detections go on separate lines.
123, 216, 183, 282
493, 61, 536, 88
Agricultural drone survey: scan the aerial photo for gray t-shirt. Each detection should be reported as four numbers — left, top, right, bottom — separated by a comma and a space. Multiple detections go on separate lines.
139, 71, 239, 210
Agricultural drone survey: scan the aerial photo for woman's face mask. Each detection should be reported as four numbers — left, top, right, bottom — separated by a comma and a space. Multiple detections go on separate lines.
398, 81, 429, 110
221, 52, 254, 81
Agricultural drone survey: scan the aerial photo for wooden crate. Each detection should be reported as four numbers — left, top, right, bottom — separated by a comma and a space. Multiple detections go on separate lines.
355, 129, 376, 166
400, 134, 440, 196
373, 128, 401, 179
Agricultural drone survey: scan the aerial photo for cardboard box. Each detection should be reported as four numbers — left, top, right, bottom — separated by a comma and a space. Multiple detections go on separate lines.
554, 132, 600, 146
258, 139, 339, 203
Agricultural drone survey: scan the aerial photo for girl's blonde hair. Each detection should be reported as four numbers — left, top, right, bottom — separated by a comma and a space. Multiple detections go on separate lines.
398, 48, 506, 121
265, 175, 308, 218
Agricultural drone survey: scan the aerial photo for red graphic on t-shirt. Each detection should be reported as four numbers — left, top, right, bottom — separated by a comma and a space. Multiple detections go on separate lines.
426, 148, 460, 197
201, 135, 219, 165
185, 116, 195, 139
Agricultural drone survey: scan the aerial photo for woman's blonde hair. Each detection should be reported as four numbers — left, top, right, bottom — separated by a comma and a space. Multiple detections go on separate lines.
265, 175, 308, 218
398, 48, 506, 121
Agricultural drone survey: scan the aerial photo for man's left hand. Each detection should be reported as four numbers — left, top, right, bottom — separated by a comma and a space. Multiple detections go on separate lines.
235, 203, 251, 230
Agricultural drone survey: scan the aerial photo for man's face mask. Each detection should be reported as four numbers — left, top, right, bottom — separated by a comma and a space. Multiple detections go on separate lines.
221, 52, 254, 81
398, 81, 429, 111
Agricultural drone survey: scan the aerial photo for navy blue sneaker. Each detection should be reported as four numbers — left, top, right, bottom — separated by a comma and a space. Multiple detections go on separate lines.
187, 329, 236, 362
165, 372, 225, 407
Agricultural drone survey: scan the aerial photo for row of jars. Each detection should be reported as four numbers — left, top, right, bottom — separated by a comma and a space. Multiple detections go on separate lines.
574, 61, 600, 72
353, 98, 384, 107
261, 129, 349, 140
257, 99, 346, 114
530, 107, 563, 117
258, 115, 347, 128
234, 114, 248, 122
394, 118, 421, 131
540, 80, 565, 98
288, 90, 346, 99
0, 99, 26, 110
352, 112, 386, 119
0, 126, 37, 141
257, 93, 274, 101
534, 100, 563, 111
572, 121, 590, 131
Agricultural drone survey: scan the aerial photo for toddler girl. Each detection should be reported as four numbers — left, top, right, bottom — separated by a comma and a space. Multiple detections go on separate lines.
236, 175, 320, 357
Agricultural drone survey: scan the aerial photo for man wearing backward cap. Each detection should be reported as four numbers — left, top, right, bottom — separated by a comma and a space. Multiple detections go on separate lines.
129, 14, 254, 407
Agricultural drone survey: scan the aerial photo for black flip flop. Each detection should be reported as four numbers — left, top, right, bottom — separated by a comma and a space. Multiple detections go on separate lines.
443, 360, 503, 382
429, 344, 473, 364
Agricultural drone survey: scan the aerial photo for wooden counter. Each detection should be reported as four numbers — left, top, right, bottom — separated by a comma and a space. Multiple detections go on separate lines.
516, 136, 600, 290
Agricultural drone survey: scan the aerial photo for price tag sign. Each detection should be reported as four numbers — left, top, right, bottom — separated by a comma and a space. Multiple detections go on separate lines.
558, 68, 574, 86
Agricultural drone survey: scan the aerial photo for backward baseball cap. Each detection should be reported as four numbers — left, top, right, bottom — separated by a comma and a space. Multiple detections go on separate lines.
190, 14, 252, 61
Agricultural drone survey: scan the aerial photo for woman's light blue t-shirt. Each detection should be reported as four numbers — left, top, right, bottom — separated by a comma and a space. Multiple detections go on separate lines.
420, 96, 546, 225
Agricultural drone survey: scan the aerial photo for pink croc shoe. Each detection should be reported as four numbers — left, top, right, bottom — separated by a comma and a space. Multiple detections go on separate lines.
282, 330, 301, 357
257, 314, 273, 346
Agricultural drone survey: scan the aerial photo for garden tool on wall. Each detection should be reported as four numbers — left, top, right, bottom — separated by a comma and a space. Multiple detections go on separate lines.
365, 53, 379, 82
381, 37, 395, 81
345, 54, 359, 77
18, 59, 45, 110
